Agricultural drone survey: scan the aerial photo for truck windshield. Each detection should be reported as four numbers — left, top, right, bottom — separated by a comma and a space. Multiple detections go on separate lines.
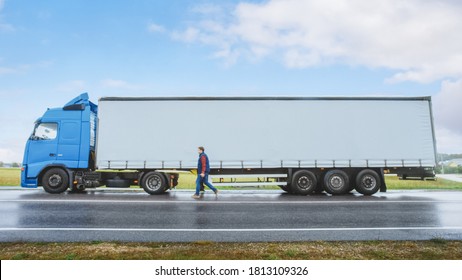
30, 123, 58, 140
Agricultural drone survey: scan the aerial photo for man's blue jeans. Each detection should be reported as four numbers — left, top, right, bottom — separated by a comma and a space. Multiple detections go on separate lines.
196, 173, 217, 195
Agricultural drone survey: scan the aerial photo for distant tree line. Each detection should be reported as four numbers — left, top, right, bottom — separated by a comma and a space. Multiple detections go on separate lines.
435, 165, 462, 174
0, 162, 21, 168
438, 153, 462, 161
435, 153, 462, 174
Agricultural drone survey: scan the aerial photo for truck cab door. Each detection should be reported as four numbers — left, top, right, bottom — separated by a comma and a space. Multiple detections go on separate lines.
27, 122, 58, 172
57, 120, 81, 168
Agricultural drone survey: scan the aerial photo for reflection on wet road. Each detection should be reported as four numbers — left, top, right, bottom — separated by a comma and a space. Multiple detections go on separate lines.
0, 189, 461, 242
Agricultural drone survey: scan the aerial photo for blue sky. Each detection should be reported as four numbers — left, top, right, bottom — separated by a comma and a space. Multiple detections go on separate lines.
1, 0, 461, 162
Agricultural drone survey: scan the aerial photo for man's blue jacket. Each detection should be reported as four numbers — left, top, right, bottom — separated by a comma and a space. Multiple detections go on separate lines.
198, 152, 210, 174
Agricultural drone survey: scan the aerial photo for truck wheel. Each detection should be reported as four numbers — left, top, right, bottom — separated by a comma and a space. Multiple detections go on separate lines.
355, 169, 381, 195
141, 172, 167, 195
291, 170, 317, 195
323, 169, 349, 195
42, 168, 69, 194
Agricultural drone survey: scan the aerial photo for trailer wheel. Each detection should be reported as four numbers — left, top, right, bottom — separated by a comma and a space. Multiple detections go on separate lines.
323, 169, 349, 195
291, 170, 317, 195
42, 168, 69, 194
355, 169, 381, 195
141, 172, 167, 195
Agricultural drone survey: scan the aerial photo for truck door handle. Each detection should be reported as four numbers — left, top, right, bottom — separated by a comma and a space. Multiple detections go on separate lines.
49, 153, 56, 157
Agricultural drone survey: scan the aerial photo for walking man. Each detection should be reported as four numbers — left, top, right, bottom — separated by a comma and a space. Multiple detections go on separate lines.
192, 146, 218, 199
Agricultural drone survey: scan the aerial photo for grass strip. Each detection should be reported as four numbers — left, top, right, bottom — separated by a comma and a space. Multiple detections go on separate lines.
1, 240, 461, 260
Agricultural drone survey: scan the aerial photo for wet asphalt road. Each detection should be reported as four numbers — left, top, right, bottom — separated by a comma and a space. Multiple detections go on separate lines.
0, 188, 462, 242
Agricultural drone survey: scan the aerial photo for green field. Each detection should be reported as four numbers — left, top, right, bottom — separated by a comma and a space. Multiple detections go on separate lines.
2, 167, 462, 190
385, 175, 462, 190
1, 240, 461, 260
0, 168, 21, 186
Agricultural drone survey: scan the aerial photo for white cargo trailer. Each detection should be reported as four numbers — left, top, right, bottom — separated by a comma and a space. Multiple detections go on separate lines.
95, 96, 437, 195
22, 94, 437, 195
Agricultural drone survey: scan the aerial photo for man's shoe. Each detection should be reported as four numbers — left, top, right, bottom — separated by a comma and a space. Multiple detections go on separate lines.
192, 194, 201, 199
214, 189, 219, 195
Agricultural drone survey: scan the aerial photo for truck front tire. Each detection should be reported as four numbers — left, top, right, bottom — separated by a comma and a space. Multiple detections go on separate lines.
42, 168, 69, 194
355, 169, 381, 195
323, 169, 350, 195
141, 171, 168, 195
291, 170, 317, 195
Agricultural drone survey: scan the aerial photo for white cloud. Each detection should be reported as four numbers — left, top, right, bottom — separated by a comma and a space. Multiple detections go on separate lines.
0, 66, 16, 74
433, 79, 462, 153
171, 23, 240, 65
0, 64, 28, 75
191, 3, 223, 15
56, 80, 87, 93
100, 79, 143, 90
0, 0, 15, 32
435, 128, 462, 154
172, 27, 200, 43
147, 23, 165, 33
175, 0, 462, 83
0, 130, 34, 162
0, 23, 14, 32
0, 60, 53, 76
0, 148, 20, 163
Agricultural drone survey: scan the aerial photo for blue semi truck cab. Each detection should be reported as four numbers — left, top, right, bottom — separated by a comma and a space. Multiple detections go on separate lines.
21, 93, 98, 191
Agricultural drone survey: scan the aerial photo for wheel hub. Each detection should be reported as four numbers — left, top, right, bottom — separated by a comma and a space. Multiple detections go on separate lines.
330, 175, 344, 189
147, 176, 161, 190
48, 174, 62, 188
297, 176, 312, 189
361, 175, 376, 189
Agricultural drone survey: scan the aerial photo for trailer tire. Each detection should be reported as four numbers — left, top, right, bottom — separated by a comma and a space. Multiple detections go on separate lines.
355, 169, 381, 195
291, 170, 317, 195
323, 169, 349, 195
141, 171, 168, 195
42, 168, 69, 194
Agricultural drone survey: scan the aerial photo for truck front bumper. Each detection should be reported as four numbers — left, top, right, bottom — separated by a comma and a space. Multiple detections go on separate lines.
21, 165, 38, 188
